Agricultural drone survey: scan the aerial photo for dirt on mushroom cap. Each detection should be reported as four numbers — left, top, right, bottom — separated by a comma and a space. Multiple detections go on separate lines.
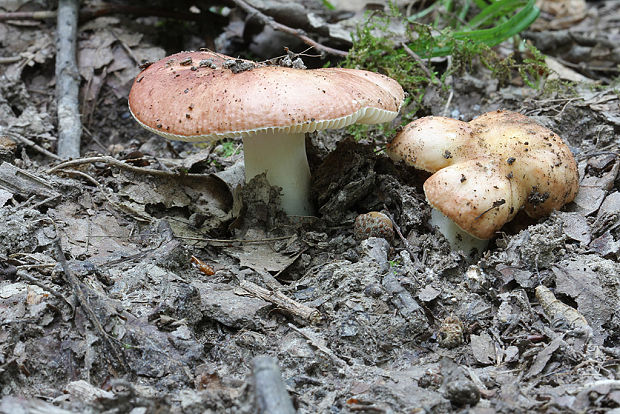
128, 50, 405, 141
468, 111, 579, 219
387, 110, 579, 239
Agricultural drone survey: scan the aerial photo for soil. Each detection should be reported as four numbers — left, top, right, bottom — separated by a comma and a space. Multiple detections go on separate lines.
1, 1, 619, 413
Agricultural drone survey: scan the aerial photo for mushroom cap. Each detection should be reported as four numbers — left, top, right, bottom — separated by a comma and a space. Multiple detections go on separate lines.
468, 110, 578, 219
388, 110, 579, 239
423, 159, 526, 239
128, 51, 405, 141
386, 116, 473, 172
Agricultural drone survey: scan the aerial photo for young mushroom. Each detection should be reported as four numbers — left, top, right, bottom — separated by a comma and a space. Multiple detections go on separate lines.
128, 51, 404, 216
387, 110, 579, 254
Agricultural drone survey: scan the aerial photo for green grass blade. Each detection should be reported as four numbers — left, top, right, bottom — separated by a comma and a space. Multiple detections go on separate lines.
408, 0, 539, 57
472, 0, 491, 9
320, 0, 336, 10
467, 0, 528, 29
457, 0, 472, 21
453, 0, 539, 43
407, 2, 440, 22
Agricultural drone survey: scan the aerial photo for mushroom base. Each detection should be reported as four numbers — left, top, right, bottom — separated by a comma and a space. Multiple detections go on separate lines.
242, 132, 312, 216
430, 208, 489, 256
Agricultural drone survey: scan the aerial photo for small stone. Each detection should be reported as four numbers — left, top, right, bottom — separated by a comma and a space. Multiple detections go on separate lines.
354, 212, 394, 242
198, 59, 216, 69
364, 283, 383, 298
444, 379, 480, 406
280, 55, 293, 67
292, 58, 306, 69
418, 369, 443, 389
223, 59, 254, 74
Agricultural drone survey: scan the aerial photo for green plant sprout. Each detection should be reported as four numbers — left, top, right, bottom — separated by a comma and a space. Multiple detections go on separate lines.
218, 140, 241, 158
342, 0, 547, 137
389, 259, 402, 268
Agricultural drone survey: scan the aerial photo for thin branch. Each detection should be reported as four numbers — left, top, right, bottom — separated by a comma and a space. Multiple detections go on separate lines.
6, 133, 62, 160
401, 42, 433, 79
382, 208, 422, 270
55, 168, 153, 222
47, 155, 206, 178
0, 5, 221, 23
0, 56, 22, 64
55, 0, 82, 159
54, 237, 129, 373
16, 270, 72, 307
230, 0, 348, 57
252, 356, 296, 414
175, 235, 292, 244
287, 323, 350, 369
0, 10, 57, 21
240, 280, 323, 325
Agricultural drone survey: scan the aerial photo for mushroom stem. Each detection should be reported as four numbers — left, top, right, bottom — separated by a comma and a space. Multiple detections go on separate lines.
242, 132, 312, 216
430, 208, 488, 256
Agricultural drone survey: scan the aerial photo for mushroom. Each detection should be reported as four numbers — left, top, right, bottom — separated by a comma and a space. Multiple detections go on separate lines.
387, 110, 579, 253
128, 51, 404, 216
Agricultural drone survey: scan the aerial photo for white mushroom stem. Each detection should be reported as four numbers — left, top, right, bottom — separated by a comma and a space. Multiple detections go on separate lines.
242, 132, 312, 216
430, 208, 488, 255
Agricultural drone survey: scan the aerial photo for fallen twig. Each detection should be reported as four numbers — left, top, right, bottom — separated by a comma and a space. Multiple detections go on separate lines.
6, 133, 62, 160
47, 155, 207, 178
401, 42, 433, 79
55, 168, 153, 222
240, 280, 322, 325
287, 323, 350, 370
0, 56, 22, 64
54, 237, 128, 373
16, 269, 72, 308
252, 356, 296, 414
230, 0, 348, 57
382, 208, 422, 270
55, 0, 82, 159
174, 235, 292, 244
0, 5, 221, 23
0, 10, 57, 21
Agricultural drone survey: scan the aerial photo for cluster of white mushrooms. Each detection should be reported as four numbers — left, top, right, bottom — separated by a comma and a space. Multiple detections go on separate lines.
386, 111, 579, 252
129, 51, 579, 253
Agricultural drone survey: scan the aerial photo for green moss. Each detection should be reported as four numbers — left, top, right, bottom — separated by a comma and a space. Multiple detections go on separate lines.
341, 5, 549, 133
217, 140, 240, 158
344, 12, 439, 117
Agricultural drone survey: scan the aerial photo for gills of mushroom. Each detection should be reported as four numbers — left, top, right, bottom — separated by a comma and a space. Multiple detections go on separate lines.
128, 50, 405, 216
387, 110, 579, 254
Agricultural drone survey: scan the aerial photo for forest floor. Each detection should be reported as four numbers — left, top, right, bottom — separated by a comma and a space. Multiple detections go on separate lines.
0, 0, 619, 413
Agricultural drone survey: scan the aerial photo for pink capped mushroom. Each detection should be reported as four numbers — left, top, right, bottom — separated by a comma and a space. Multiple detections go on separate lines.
128, 51, 404, 216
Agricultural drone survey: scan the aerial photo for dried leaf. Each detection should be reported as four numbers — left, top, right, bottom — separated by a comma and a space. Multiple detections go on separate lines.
526, 337, 563, 378
557, 212, 591, 244
552, 256, 620, 344
470, 332, 495, 365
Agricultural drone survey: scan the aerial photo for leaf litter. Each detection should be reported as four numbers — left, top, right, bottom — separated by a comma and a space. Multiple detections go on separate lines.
0, 1, 619, 413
